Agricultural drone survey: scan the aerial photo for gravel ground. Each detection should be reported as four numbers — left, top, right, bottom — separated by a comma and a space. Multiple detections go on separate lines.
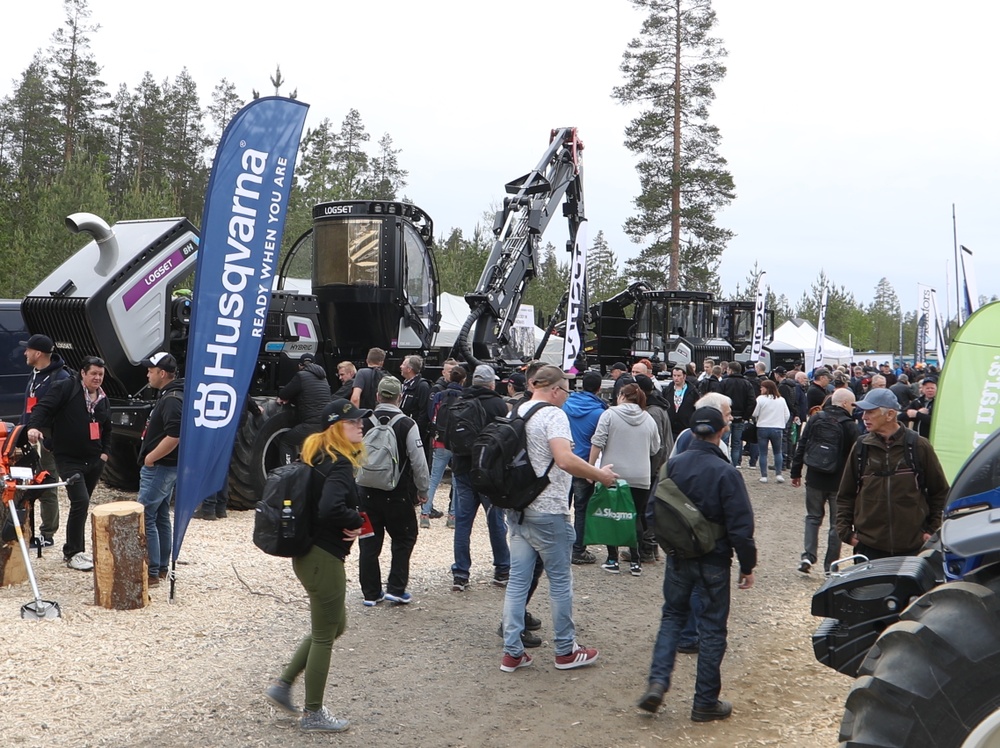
0, 472, 851, 747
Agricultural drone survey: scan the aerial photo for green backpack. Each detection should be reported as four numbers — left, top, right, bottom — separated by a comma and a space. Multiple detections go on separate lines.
652, 475, 727, 559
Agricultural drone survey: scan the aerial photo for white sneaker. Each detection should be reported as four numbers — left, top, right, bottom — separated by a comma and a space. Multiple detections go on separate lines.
758, 477, 768, 484
775, 475, 785, 483
67, 552, 94, 571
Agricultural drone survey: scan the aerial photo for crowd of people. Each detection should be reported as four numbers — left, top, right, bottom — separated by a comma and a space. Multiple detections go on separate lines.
14, 335, 951, 733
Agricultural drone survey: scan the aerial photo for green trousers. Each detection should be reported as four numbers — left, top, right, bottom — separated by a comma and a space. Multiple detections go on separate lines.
282, 546, 347, 712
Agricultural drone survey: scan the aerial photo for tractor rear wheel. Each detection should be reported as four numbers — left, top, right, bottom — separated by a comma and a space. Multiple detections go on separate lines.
227, 399, 295, 510
840, 577, 1000, 748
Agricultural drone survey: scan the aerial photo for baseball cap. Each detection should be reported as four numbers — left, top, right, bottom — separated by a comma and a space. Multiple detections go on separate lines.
377, 375, 402, 398
813, 367, 831, 379
856, 389, 901, 411
20, 334, 54, 354
322, 398, 371, 424
634, 374, 654, 393
773, 366, 787, 375
300, 353, 315, 363
140, 351, 177, 373
581, 371, 603, 393
505, 372, 526, 391
690, 407, 727, 436
472, 364, 498, 385
922, 375, 938, 385
610, 362, 628, 373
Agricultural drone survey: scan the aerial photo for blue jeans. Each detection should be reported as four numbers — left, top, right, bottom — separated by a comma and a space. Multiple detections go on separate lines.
138, 464, 177, 577
422, 447, 452, 516
571, 477, 594, 553
728, 421, 745, 466
502, 510, 577, 656
803, 484, 842, 571
648, 557, 731, 709
450, 472, 509, 580
757, 427, 783, 478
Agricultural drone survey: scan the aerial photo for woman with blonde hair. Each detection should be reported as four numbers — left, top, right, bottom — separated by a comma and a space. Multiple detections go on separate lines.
265, 399, 369, 732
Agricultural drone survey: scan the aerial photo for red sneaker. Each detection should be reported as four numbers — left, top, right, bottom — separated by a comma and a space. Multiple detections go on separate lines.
500, 652, 533, 672
554, 644, 599, 670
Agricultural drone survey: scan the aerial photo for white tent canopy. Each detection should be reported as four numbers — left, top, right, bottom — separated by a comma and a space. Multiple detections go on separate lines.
773, 318, 854, 368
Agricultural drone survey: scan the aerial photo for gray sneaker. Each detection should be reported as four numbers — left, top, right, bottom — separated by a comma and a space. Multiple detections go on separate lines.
265, 678, 299, 715
300, 706, 350, 732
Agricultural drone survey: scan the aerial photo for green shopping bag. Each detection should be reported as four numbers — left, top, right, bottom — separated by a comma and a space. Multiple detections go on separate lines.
583, 480, 638, 547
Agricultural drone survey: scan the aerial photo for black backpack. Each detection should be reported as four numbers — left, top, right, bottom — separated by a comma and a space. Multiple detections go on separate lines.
802, 410, 853, 474
469, 403, 555, 511
253, 462, 317, 557
443, 396, 488, 455
432, 388, 463, 439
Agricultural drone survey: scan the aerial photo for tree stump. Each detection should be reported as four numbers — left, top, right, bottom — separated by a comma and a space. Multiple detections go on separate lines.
91, 501, 149, 610
0, 499, 29, 587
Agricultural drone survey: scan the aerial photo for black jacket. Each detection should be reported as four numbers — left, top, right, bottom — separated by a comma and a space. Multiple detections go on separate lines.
28, 376, 112, 462
720, 372, 757, 421
20, 353, 71, 425
904, 395, 935, 439
662, 383, 699, 438
400, 375, 432, 439
138, 379, 183, 467
309, 454, 365, 561
451, 386, 508, 475
279, 363, 331, 424
807, 382, 829, 412
667, 438, 757, 574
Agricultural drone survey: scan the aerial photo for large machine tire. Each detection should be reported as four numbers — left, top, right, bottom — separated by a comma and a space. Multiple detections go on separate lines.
840, 580, 1000, 748
227, 399, 296, 510
102, 434, 141, 491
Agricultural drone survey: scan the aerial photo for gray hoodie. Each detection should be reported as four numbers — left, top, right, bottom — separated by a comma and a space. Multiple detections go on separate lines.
590, 404, 661, 490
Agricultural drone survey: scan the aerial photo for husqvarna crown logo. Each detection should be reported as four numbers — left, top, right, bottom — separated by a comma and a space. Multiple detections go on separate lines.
193, 382, 238, 428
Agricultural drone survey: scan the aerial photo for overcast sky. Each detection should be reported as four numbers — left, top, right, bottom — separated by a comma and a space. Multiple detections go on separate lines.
6, 0, 998, 319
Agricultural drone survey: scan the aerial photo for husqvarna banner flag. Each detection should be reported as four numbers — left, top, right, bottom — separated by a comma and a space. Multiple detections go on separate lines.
562, 222, 588, 373
812, 284, 828, 372
172, 97, 309, 571
750, 272, 767, 362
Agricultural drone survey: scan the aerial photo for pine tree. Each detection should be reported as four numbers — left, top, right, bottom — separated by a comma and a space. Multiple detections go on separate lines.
162, 68, 209, 221
47, 0, 107, 164
206, 78, 245, 147
0, 54, 62, 186
333, 108, 369, 198
587, 230, 625, 302
868, 277, 902, 352
367, 132, 407, 199
613, 0, 735, 290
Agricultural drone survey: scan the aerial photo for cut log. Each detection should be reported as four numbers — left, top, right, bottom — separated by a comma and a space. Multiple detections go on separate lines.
0, 540, 28, 587
0, 499, 30, 587
91, 500, 149, 610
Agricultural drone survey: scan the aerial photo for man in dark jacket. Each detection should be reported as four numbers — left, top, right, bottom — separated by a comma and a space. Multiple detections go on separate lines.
450, 364, 511, 591
27, 356, 112, 571
357, 376, 429, 606
662, 366, 699, 439
807, 368, 832, 413
638, 406, 756, 720
135, 352, 183, 586
277, 353, 332, 463
790, 388, 858, 574
719, 361, 756, 467
904, 376, 936, 439
19, 334, 70, 548
399, 354, 432, 457
836, 389, 949, 560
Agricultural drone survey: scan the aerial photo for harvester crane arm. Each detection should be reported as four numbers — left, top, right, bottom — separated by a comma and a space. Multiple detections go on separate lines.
457, 127, 584, 367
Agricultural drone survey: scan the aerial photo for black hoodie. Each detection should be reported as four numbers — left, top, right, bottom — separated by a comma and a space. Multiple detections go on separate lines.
20, 353, 71, 425
278, 362, 332, 423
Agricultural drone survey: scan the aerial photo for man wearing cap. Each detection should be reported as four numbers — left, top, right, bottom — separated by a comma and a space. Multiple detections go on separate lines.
807, 368, 832, 413
904, 376, 937, 439
357, 375, 429, 606
18, 334, 70, 548
135, 352, 183, 586
504, 372, 527, 411
836, 388, 949, 561
609, 362, 633, 403
276, 353, 333, 464
450, 364, 511, 591
638, 405, 756, 721
27, 356, 112, 571
562, 370, 608, 564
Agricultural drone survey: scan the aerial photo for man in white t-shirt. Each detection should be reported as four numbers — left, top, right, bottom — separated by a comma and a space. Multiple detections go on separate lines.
500, 365, 618, 673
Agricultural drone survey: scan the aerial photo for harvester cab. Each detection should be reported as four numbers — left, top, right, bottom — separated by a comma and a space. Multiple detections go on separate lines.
630, 289, 733, 371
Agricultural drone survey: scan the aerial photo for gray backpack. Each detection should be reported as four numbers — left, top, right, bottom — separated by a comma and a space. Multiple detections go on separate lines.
356, 413, 406, 491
